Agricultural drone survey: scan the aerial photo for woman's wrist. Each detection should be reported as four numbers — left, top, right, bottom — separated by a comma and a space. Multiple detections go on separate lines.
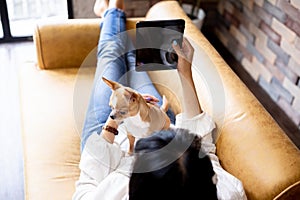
102, 118, 119, 143
179, 70, 203, 118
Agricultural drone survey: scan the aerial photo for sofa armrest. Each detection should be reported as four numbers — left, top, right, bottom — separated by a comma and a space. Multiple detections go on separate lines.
34, 17, 144, 69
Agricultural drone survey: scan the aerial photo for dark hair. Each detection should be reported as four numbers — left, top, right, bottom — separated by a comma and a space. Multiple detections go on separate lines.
129, 128, 217, 200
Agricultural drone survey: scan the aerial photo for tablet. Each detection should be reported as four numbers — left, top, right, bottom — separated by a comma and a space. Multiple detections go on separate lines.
135, 19, 185, 71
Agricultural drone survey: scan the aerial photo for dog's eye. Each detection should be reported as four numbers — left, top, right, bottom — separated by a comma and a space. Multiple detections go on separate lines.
119, 111, 127, 115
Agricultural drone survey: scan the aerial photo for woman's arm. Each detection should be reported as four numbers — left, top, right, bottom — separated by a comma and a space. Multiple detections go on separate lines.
173, 39, 247, 200
172, 38, 203, 118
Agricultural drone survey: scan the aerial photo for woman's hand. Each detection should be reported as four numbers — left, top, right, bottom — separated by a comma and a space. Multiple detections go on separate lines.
172, 37, 194, 78
142, 94, 159, 105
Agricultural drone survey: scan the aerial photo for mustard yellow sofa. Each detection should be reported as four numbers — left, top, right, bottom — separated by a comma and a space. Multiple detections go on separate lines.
19, 1, 300, 199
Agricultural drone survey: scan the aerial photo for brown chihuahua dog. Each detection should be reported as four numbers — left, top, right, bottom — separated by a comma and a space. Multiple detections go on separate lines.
102, 77, 171, 153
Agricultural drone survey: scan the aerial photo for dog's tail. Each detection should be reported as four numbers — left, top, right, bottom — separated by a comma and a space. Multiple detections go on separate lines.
160, 95, 169, 112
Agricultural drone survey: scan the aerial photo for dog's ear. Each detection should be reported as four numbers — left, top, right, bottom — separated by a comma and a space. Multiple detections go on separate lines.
124, 89, 138, 103
102, 77, 121, 90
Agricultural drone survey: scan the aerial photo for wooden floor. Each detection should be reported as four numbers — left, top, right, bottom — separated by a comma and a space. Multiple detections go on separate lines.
203, 30, 300, 149
0, 34, 300, 199
0, 41, 36, 199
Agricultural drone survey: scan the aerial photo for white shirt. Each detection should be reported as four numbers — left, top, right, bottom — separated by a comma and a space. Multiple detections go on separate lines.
73, 112, 247, 200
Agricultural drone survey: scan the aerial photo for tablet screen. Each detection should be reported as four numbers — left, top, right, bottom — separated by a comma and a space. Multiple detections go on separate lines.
135, 19, 185, 71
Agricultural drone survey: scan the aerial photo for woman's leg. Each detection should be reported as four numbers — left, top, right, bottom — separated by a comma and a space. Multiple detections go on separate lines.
81, 2, 128, 151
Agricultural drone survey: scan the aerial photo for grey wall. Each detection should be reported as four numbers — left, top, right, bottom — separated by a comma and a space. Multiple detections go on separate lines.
73, 0, 96, 18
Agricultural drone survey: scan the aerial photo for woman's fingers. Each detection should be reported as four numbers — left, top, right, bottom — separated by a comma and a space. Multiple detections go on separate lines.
172, 37, 194, 62
142, 94, 160, 104
172, 40, 184, 58
181, 37, 194, 62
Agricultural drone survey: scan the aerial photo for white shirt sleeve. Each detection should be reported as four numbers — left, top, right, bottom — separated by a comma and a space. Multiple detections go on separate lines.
72, 132, 124, 200
175, 112, 247, 200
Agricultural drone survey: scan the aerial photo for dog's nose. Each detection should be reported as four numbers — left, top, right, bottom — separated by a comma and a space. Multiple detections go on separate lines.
110, 115, 115, 120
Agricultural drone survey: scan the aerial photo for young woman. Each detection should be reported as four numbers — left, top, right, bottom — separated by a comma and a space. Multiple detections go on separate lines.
72, 0, 247, 199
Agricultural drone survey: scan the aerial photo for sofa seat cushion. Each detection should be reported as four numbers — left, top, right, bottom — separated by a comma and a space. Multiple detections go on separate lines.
19, 64, 95, 199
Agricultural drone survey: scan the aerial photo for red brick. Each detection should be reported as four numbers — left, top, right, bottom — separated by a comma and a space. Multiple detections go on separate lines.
240, 24, 255, 44
243, 5, 261, 26
283, 76, 300, 95
253, 3, 272, 25
278, 0, 300, 21
252, 25, 277, 64
237, 42, 253, 61
285, 16, 300, 37
254, 57, 273, 82
272, 18, 296, 43
276, 59, 299, 83
230, 25, 247, 47
224, 10, 240, 28
258, 76, 280, 101
232, 5, 250, 28
271, 77, 294, 104
263, 0, 287, 22
267, 39, 290, 65
242, 58, 260, 81
281, 38, 300, 64
264, 59, 285, 82
260, 21, 281, 44
241, 0, 254, 10
277, 97, 300, 126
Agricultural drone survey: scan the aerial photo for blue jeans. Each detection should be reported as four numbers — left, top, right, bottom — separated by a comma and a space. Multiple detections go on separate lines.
81, 8, 175, 152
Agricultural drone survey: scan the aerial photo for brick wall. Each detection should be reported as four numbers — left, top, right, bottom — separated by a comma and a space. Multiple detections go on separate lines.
216, 0, 300, 129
